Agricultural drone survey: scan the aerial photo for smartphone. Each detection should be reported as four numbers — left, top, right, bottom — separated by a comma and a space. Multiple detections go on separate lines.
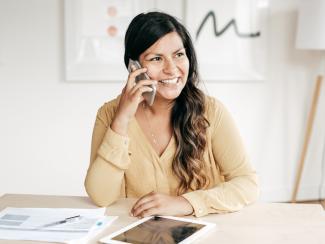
128, 59, 156, 106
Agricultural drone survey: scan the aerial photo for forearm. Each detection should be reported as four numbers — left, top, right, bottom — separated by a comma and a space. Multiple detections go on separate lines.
183, 173, 259, 217
85, 157, 125, 207
86, 123, 131, 206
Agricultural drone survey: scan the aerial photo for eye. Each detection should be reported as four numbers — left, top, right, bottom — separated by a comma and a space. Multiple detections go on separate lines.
149, 56, 162, 62
176, 52, 185, 58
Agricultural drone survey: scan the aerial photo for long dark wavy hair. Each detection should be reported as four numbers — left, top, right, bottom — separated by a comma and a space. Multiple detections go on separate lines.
124, 12, 210, 194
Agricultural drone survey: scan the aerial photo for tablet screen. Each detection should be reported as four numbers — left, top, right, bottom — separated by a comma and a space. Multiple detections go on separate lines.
112, 216, 205, 244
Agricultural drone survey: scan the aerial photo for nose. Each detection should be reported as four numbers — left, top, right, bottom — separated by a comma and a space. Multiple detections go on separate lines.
163, 59, 177, 75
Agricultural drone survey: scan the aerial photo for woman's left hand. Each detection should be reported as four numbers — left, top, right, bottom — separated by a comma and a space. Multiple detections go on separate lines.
130, 192, 194, 218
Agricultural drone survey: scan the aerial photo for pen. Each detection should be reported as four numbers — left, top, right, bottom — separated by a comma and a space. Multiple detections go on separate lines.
40, 215, 82, 228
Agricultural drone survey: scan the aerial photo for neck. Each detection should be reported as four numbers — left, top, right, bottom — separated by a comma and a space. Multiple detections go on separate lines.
143, 98, 174, 116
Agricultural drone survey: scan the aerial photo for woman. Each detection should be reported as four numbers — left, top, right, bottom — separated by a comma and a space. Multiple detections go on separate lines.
85, 11, 259, 218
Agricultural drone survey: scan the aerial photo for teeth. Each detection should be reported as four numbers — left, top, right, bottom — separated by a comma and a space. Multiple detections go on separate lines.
160, 78, 178, 84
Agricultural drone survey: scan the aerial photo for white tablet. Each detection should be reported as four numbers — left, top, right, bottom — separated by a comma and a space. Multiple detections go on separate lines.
100, 215, 216, 244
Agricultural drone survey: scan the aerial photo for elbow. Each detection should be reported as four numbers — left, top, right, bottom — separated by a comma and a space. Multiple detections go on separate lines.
233, 173, 260, 207
90, 196, 115, 208
84, 177, 118, 207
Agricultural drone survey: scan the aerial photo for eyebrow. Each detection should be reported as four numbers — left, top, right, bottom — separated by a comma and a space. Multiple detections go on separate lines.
143, 47, 185, 58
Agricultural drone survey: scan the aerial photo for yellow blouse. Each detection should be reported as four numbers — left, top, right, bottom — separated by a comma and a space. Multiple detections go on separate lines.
85, 96, 259, 217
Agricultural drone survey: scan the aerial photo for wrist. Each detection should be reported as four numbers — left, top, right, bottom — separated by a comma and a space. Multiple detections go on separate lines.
179, 196, 194, 216
111, 115, 129, 136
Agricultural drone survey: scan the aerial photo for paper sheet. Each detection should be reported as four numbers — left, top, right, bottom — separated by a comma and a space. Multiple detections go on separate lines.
0, 207, 117, 243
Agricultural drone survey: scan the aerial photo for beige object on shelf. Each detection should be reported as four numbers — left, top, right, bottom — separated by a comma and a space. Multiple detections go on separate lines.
291, 0, 325, 203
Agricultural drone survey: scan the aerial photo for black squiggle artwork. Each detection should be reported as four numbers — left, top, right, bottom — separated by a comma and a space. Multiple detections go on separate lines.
195, 11, 261, 40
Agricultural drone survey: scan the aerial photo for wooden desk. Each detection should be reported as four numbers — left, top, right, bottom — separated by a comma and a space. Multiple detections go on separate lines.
1, 194, 325, 244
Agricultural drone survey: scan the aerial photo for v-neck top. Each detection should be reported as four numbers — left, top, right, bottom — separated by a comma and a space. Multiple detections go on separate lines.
133, 117, 175, 159
85, 96, 259, 217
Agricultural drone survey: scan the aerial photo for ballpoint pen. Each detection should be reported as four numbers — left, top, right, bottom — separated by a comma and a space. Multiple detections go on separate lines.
38, 215, 82, 229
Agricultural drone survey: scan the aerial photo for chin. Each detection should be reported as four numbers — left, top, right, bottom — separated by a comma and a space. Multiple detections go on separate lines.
157, 91, 182, 100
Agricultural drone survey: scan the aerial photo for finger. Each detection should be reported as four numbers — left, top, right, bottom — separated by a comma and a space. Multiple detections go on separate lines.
133, 86, 154, 101
129, 80, 156, 95
126, 68, 148, 90
139, 207, 159, 218
129, 86, 154, 101
132, 193, 154, 212
132, 200, 157, 217
122, 86, 151, 106
130, 67, 147, 79
131, 192, 155, 214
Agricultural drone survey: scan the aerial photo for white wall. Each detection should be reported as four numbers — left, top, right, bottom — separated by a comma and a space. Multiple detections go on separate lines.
0, 0, 324, 202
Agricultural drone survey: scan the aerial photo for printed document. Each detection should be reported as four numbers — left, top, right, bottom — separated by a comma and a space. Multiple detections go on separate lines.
0, 207, 117, 243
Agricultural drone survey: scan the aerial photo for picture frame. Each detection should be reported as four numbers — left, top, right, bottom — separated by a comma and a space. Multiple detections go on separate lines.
64, 0, 156, 82
184, 0, 269, 81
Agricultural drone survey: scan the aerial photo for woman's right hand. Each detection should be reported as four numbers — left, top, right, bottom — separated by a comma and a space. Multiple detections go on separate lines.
111, 67, 157, 136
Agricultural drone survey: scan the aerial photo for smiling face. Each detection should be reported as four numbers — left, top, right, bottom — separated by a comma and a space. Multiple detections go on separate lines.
139, 32, 190, 102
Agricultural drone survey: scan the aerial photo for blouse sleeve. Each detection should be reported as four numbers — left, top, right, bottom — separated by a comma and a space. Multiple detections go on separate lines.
182, 98, 259, 217
84, 101, 131, 207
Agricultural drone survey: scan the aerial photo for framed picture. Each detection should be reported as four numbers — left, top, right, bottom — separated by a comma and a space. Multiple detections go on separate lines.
64, 0, 156, 82
184, 0, 269, 81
